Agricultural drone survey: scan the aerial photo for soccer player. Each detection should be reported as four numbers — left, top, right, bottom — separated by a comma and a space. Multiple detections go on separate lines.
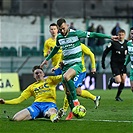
43, 23, 62, 75
124, 27, 133, 92
40, 18, 118, 111
61, 43, 101, 120
101, 29, 128, 101
0, 66, 63, 122
44, 23, 101, 120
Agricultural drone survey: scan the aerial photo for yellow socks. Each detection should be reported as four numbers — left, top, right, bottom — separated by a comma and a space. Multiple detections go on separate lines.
80, 90, 96, 101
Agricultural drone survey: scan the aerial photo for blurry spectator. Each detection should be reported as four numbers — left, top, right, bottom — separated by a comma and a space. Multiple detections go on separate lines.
69, 22, 76, 30
111, 22, 121, 35
87, 23, 96, 47
96, 25, 105, 46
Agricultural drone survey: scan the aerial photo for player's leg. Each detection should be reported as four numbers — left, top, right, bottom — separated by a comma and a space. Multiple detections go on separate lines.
108, 62, 118, 89
13, 108, 32, 121
47, 108, 59, 122
115, 64, 127, 101
130, 68, 133, 92
62, 94, 70, 113
74, 72, 96, 100
115, 73, 126, 101
77, 87, 101, 109
43, 102, 64, 122
74, 72, 101, 108
131, 80, 133, 92
62, 64, 82, 120
62, 64, 82, 106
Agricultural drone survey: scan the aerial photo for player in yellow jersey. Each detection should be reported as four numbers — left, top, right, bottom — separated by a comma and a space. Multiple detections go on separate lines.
43, 23, 62, 75
0, 66, 64, 122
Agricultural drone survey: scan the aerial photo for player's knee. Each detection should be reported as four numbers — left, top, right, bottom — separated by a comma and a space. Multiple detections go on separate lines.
62, 75, 69, 82
13, 115, 21, 121
48, 108, 57, 115
115, 79, 121, 83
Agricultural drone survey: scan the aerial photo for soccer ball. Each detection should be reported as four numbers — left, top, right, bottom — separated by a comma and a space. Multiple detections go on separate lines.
72, 105, 86, 118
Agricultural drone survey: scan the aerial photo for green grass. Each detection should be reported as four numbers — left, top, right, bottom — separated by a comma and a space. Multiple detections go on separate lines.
0, 89, 133, 133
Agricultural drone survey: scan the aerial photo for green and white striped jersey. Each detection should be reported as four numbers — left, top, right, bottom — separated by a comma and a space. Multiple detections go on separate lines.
56, 29, 90, 65
126, 40, 133, 68
45, 29, 111, 65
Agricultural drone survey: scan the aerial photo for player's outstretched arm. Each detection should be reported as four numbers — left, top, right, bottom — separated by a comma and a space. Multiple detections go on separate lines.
40, 60, 48, 68
40, 46, 60, 68
0, 96, 25, 104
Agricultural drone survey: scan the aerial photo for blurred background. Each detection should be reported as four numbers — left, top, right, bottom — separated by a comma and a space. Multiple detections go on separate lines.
0, 0, 133, 91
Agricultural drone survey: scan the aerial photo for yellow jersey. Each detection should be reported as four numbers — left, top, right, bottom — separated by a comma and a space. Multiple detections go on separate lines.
5, 75, 62, 104
43, 38, 62, 67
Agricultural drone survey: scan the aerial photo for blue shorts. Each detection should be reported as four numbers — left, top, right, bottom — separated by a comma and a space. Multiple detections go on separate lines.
27, 102, 57, 119
73, 72, 86, 88
54, 68, 62, 75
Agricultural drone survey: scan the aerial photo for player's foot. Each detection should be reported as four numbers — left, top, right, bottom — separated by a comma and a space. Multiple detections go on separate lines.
50, 114, 59, 122
58, 108, 66, 118
108, 77, 113, 89
73, 101, 80, 106
65, 112, 74, 120
94, 96, 101, 109
51, 108, 66, 122
115, 97, 123, 101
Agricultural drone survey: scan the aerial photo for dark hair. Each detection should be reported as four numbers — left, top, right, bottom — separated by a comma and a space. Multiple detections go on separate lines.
32, 65, 44, 72
57, 18, 66, 27
118, 29, 126, 34
130, 27, 133, 31
49, 23, 58, 27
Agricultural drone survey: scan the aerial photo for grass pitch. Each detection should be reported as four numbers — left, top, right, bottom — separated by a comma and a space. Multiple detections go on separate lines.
0, 89, 133, 133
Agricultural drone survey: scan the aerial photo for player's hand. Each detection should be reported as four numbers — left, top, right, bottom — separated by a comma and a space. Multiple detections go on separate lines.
101, 61, 106, 69
91, 68, 96, 74
40, 60, 48, 68
59, 62, 64, 70
111, 35, 118, 41
0, 98, 5, 104
51, 67, 56, 72
47, 49, 51, 55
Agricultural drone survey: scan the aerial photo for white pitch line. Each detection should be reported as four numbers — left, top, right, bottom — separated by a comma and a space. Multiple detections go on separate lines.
71, 119, 133, 123
93, 119, 133, 123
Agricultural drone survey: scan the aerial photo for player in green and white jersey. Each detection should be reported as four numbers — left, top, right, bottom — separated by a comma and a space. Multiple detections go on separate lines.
124, 27, 133, 92
40, 18, 118, 111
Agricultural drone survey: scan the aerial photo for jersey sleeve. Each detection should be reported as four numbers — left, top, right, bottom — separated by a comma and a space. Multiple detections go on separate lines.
81, 43, 96, 69
45, 46, 60, 61
76, 30, 90, 38
4, 95, 26, 104
4, 84, 34, 104
90, 32, 111, 39
43, 40, 49, 57
102, 42, 112, 62
54, 53, 63, 69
